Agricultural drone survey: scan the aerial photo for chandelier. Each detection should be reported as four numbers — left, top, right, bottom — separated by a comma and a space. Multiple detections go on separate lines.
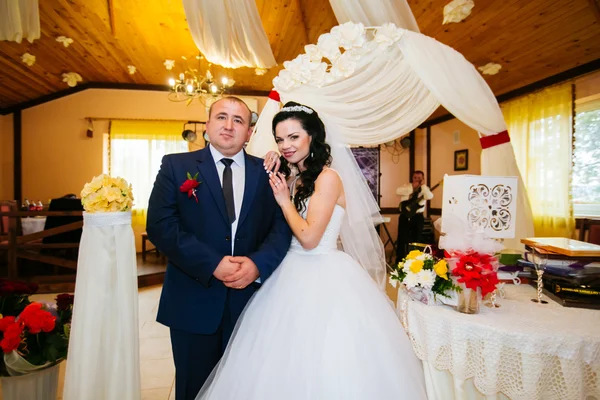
167, 55, 235, 107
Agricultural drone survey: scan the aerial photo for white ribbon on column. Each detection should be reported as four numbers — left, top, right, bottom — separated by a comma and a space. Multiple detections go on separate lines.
182, 0, 276, 69
329, 0, 420, 32
0, 0, 40, 43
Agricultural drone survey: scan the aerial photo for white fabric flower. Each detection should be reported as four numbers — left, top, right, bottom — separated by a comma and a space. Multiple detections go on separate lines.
402, 260, 413, 273
443, 0, 475, 24
62, 72, 82, 87
304, 44, 323, 62
21, 53, 36, 66
164, 59, 175, 70
317, 33, 341, 61
273, 70, 297, 92
127, 65, 136, 75
330, 51, 358, 79
331, 22, 366, 50
283, 55, 313, 85
478, 62, 502, 75
56, 36, 74, 47
375, 23, 403, 48
309, 62, 329, 87
417, 269, 437, 290
403, 272, 420, 289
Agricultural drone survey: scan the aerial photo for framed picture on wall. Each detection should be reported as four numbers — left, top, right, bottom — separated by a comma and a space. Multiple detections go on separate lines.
454, 149, 469, 171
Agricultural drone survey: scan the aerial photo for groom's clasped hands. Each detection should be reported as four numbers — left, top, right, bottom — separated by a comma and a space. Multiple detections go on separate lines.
213, 256, 260, 289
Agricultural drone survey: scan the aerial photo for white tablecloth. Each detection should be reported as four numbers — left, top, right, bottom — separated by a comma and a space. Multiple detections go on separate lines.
21, 217, 46, 235
397, 285, 600, 400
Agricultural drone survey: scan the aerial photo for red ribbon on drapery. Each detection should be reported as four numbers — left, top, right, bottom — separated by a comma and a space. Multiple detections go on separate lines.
268, 90, 280, 102
480, 130, 510, 149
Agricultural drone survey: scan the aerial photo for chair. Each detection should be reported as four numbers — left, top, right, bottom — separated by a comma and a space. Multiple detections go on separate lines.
141, 232, 160, 261
589, 225, 600, 246
0, 200, 19, 268
0, 200, 19, 243
41, 198, 83, 262
42, 198, 83, 244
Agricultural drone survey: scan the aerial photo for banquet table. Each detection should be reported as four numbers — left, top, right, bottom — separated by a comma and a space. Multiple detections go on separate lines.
20, 217, 46, 235
397, 284, 600, 400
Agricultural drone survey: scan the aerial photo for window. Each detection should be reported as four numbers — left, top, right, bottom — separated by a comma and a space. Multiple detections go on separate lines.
106, 121, 188, 211
573, 97, 600, 217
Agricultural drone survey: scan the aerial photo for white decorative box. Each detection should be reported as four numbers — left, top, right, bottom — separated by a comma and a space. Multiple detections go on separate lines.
441, 175, 518, 239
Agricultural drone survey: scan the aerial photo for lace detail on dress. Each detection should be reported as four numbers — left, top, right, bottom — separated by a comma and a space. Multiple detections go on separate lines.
289, 198, 345, 255
83, 211, 132, 227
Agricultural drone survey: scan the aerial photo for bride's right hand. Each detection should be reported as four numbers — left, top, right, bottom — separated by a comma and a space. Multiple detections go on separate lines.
263, 151, 281, 175
269, 172, 291, 207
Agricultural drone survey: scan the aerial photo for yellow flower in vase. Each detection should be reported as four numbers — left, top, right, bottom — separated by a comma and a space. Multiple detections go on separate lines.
434, 260, 449, 280
410, 259, 424, 273
406, 250, 423, 260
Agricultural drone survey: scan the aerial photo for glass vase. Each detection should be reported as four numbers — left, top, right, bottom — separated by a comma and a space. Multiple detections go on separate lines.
457, 284, 481, 314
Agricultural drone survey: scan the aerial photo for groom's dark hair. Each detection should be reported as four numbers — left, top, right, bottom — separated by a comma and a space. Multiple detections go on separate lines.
208, 96, 253, 126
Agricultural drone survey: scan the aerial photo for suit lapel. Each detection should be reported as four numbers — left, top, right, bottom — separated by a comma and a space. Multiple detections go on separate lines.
237, 152, 261, 228
196, 148, 229, 225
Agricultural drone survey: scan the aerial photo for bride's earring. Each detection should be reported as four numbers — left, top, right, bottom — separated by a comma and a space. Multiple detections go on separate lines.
310, 151, 314, 158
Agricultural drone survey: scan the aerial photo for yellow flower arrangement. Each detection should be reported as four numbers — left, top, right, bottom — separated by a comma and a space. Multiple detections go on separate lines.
80, 174, 134, 213
409, 259, 424, 273
434, 259, 449, 280
406, 250, 422, 260
389, 249, 460, 302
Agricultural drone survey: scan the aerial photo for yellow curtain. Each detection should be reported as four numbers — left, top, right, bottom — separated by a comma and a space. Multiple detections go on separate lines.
502, 83, 574, 237
110, 120, 189, 251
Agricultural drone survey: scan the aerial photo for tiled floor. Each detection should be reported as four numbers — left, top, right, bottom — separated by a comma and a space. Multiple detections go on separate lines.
0, 278, 400, 400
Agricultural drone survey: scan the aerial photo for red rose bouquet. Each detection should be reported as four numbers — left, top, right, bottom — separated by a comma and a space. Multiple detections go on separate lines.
0, 280, 73, 376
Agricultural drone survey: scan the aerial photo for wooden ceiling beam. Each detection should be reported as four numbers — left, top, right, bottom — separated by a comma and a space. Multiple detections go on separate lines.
588, 0, 600, 24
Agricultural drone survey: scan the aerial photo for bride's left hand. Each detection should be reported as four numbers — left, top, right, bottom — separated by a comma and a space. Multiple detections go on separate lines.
269, 172, 291, 206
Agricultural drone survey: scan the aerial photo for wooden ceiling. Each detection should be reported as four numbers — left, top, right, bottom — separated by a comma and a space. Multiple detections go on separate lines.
1, 0, 599, 112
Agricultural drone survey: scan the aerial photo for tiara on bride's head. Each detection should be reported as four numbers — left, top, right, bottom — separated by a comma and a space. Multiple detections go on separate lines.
280, 105, 314, 114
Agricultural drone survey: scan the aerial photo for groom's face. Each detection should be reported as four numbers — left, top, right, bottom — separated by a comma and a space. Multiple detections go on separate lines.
206, 99, 252, 156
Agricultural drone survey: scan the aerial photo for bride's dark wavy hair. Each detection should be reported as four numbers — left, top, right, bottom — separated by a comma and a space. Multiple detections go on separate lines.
272, 102, 332, 213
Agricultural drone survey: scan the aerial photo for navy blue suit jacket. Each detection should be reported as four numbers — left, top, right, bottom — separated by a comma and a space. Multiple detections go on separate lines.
147, 147, 292, 334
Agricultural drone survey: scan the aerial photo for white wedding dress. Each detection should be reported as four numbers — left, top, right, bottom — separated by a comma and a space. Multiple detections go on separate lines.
196, 198, 427, 399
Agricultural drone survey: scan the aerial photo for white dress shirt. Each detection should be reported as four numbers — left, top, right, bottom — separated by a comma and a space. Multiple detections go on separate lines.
396, 184, 434, 214
209, 145, 245, 255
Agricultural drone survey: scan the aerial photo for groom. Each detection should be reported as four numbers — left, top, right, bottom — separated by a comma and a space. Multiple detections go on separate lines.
147, 97, 292, 400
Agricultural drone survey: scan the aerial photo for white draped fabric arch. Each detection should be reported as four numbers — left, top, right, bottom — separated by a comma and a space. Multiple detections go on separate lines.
247, 25, 534, 250
182, 0, 276, 68
330, 0, 420, 33
0, 0, 40, 43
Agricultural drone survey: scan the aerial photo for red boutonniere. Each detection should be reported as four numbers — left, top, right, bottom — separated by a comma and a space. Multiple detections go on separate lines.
180, 172, 201, 203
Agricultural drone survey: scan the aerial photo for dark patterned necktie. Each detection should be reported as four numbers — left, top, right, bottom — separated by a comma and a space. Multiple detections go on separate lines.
221, 158, 236, 223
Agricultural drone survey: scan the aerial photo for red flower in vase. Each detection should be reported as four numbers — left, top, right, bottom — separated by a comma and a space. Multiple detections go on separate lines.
180, 172, 202, 203
55, 294, 74, 312
18, 303, 56, 334
0, 316, 16, 332
451, 251, 499, 297
0, 322, 24, 353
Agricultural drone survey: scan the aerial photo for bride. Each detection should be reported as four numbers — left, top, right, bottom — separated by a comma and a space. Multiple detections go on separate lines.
196, 102, 427, 399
